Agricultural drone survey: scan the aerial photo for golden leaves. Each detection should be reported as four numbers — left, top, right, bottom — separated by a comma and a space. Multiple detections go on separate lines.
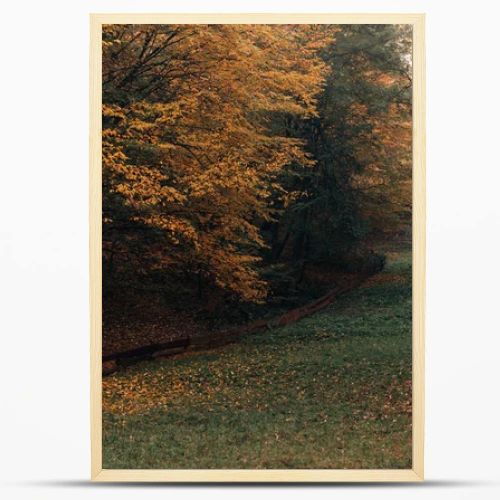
103, 371, 187, 415
102, 25, 326, 301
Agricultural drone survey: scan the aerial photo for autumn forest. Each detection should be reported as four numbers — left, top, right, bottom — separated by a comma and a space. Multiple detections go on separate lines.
102, 24, 413, 469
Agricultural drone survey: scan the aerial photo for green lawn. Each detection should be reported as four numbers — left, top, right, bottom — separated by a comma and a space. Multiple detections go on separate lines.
103, 250, 412, 469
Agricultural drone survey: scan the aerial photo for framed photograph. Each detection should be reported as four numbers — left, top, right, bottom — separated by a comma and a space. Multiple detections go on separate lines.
90, 13, 425, 482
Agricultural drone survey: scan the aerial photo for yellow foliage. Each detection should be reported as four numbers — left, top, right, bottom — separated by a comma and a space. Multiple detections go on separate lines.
102, 25, 326, 301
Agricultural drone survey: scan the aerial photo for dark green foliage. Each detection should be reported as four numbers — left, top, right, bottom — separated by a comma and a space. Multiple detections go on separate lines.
266, 25, 412, 274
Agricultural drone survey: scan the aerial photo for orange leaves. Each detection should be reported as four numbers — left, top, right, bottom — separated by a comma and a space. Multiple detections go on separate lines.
103, 370, 188, 415
102, 24, 326, 301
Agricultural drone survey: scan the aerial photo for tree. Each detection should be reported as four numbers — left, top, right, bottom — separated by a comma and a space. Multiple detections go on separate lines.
267, 24, 412, 271
102, 24, 326, 301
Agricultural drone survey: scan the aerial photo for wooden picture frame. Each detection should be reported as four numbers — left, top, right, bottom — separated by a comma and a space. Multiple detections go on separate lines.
90, 13, 425, 482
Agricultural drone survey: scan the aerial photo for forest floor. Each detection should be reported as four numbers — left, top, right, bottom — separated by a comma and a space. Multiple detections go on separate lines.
102, 249, 412, 469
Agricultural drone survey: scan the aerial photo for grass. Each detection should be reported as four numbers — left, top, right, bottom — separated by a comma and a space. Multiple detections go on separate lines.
102, 250, 412, 469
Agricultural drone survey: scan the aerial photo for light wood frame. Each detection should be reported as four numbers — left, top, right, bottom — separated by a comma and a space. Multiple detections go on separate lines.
90, 13, 425, 482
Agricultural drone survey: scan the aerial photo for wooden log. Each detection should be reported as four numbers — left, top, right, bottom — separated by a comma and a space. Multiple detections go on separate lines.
102, 271, 373, 375
102, 359, 117, 376
152, 346, 186, 358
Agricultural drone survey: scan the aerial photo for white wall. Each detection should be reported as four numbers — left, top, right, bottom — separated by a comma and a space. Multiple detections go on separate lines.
1, 1, 499, 498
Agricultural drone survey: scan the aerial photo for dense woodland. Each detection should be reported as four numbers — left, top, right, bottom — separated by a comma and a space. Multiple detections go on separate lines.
102, 24, 412, 342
